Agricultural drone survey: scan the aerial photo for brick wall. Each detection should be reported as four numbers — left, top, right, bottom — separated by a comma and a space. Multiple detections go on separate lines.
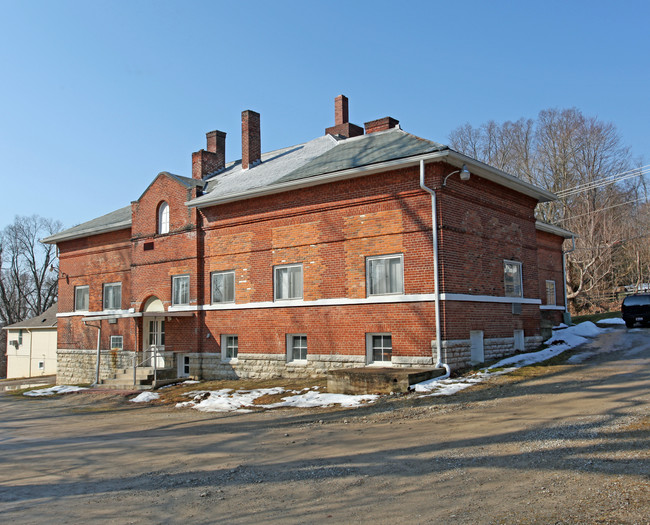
55, 158, 558, 377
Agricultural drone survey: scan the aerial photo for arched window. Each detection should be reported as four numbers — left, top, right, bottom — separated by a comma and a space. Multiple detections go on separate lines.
158, 201, 169, 234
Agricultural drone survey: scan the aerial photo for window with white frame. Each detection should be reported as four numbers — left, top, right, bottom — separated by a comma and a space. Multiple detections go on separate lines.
172, 275, 190, 306
367, 254, 404, 296
504, 260, 523, 298
211, 271, 235, 303
546, 280, 556, 305
103, 283, 122, 310
221, 335, 238, 360
158, 201, 169, 234
18, 329, 23, 346
110, 335, 123, 351
274, 264, 303, 301
74, 285, 89, 311
366, 333, 392, 364
287, 334, 307, 362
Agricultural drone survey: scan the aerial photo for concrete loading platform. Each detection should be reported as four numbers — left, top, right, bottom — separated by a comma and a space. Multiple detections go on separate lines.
327, 367, 447, 395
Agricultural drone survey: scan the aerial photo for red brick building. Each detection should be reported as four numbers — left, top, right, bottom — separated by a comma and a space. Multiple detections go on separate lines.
44, 96, 573, 383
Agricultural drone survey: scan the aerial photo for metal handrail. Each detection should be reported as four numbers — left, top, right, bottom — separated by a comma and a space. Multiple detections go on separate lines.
132, 346, 173, 386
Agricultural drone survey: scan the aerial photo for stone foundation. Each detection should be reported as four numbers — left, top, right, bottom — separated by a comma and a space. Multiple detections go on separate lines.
442, 336, 543, 369
57, 335, 545, 384
57, 349, 136, 385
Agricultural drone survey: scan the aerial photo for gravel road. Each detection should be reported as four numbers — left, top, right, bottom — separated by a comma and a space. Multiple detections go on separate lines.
0, 326, 648, 524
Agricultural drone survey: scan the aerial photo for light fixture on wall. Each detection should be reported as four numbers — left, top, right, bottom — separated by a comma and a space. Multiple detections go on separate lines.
442, 164, 471, 186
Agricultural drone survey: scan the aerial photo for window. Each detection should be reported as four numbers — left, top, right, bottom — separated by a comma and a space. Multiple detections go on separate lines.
103, 283, 122, 310
287, 334, 308, 362
504, 260, 523, 298
367, 254, 404, 296
172, 275, 190, 306
38, 361, 44, 370
274, 264, 303, 300
221, 335, 238, 360
158, 201, 169, 234
546, 280, 556, 306
18, 329, 23, 346
366, 334, 392, 364
110, 336, 123, 351
74, 285, 89, 311
211, 271, 235, 303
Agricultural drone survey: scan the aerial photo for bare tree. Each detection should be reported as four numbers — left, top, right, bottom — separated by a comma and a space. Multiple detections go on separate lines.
449, 108, 646, 313
0, 215, 62, 327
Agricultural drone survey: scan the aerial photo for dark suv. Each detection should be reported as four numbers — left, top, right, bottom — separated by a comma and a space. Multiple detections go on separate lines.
621, 293, 650, 327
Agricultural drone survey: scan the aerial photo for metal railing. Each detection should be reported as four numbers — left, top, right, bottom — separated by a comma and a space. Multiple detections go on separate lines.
132, 346, 173, 386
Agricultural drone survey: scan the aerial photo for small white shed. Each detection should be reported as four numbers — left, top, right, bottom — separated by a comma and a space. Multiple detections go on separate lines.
3, 304, 57, 379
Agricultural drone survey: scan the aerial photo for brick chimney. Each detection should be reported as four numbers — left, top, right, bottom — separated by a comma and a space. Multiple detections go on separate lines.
192, 130, 226, 180
325, 95, 364, 138
242, 110, 261, 169
364, 117, 399, 134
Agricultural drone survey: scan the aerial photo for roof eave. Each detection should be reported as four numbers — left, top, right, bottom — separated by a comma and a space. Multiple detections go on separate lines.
535, 220, 576, 238
41, 221, 132, 245
445, 151, 557, 203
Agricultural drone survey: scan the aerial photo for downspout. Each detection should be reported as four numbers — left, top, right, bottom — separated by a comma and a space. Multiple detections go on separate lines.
562, 235, 576, 324
84, 320, 102, 386
27, 328, 33, 378
419, 159, 450, 376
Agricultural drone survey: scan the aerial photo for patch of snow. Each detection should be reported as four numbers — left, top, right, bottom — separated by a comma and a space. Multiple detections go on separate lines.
130, 392, 160, 403
553, 323, 568, 329
413, 321, 608, 396
176, 386, 378, 413
596, 317, 625, 325
177, 387, 285, 413
23, 385, 87, 397
261, 391, 378, 408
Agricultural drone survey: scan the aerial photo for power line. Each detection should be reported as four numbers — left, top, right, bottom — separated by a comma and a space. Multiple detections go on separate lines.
555, 197, 646, 223
556, 165, 649, 197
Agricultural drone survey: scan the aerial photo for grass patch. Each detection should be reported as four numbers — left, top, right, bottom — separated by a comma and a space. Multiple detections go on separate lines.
571, 311, 621, 324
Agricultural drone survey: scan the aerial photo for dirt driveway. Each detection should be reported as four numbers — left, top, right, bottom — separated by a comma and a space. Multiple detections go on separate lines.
0, 327, 648, 524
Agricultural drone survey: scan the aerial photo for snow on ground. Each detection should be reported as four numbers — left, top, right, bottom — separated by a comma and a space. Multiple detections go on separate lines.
176, 387, 377, 413
413, 321, 610, 396
597, 317, 625, 325
130, 392, 160, 403
23, 385, 87, 397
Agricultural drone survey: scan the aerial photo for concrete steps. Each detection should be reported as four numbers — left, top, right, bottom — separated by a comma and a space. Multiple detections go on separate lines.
97, 367, 175, 390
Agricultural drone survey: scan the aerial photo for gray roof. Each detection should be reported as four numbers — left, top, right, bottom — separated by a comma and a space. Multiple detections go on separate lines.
42, 205, 132, 244
190, 128, 447, 208
3, 304, 58, 330
44, 127, 557, 244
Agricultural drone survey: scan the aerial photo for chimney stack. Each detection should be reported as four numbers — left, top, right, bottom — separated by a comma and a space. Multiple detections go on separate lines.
192, 129, 226, 180
242, 110, 261, 169
325, 95, 364, 138
364, 117, 399, 134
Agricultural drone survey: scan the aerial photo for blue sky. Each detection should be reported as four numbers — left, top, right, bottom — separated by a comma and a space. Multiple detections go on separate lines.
0, 0, 648, 230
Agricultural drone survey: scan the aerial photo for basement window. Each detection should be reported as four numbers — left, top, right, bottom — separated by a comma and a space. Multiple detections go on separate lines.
286, 334, 308, 363
221, 335, 238, 361
110, 336, 123, 351
366, 333, 392, 365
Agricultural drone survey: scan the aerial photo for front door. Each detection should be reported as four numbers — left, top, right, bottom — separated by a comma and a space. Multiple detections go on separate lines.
144, 318, 165, 368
